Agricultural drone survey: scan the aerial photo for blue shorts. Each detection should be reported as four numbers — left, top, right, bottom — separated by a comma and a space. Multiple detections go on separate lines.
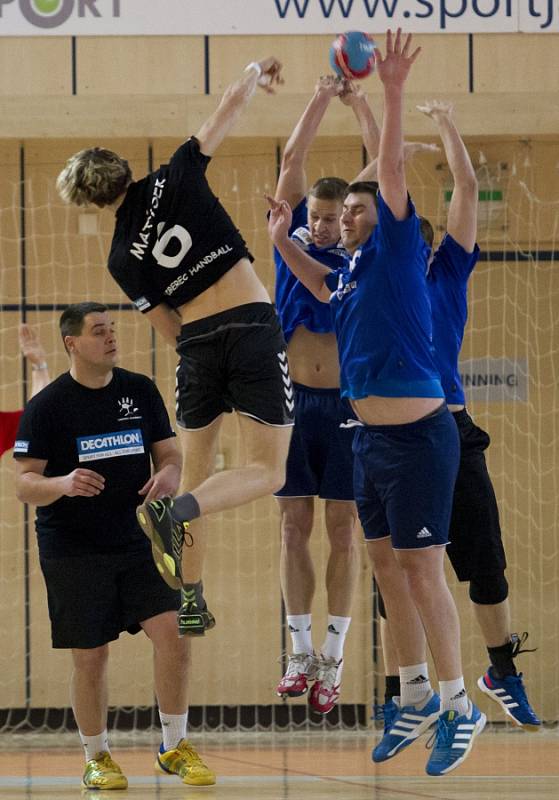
275, 383, 355, 501
353, 406, 460, 549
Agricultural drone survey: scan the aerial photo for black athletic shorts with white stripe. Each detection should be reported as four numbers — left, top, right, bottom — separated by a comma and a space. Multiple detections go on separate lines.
175, 302, 295, 430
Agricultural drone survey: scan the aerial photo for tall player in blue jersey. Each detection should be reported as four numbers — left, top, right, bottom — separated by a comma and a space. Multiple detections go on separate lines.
377, 100, 540, 733
273, 76, 380, 714
269, 30, 485, 776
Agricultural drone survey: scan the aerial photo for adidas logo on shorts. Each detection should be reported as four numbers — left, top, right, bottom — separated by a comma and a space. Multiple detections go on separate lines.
416, 527, 432, 539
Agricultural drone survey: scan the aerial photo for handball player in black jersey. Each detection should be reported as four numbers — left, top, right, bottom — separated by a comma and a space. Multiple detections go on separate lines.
57, 58, 294, 636
13, 302, 215, 789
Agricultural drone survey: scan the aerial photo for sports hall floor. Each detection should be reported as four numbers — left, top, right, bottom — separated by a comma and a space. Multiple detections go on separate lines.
0, 730, 557, 799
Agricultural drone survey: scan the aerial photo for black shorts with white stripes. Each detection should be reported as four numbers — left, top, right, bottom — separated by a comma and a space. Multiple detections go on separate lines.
176, 302, 295, 430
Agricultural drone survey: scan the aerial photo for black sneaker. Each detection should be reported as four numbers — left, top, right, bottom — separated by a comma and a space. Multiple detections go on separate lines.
177, 593, 216, 637
136, 497, 185, 590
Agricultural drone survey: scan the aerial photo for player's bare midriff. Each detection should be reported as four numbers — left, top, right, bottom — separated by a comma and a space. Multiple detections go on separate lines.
177, 258, 271, 324
351, 395, 444, 426
448, 403, 465, 413
287, 326, 340, 388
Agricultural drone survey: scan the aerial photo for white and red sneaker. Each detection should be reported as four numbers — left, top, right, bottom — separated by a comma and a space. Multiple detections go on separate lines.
276, 653, 317, 698
308, 655, 342, 714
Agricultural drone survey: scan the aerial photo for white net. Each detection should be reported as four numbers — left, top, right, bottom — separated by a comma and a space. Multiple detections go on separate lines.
0, 135, 557, 737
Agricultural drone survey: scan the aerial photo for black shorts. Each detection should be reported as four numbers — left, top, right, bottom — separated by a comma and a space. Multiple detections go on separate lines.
39, 547, 180, 649
446, 409, 507, 581
175, 302, 295, 430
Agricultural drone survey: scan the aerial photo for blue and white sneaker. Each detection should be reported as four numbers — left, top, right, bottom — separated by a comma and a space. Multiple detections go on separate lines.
477, 667, 541, 731
425, 701, 486, 776
372, 693, 441, 763
372, 698, 399, 735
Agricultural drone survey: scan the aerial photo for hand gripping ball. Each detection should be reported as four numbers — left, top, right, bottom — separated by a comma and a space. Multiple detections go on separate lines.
329, 31, 376, 80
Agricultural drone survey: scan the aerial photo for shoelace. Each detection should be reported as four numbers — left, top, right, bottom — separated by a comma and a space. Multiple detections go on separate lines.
277, 652, 316, 677
425, 715, 455, 753
94, 753, 120, 770
511, 631, 537, 658
371, 703, 385, 721
316, 656, 340, 690
177, 742, 205, 765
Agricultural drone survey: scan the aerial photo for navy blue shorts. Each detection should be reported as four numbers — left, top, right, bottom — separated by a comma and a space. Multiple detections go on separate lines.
275, 383, 356, 501
353, 406, 460, 549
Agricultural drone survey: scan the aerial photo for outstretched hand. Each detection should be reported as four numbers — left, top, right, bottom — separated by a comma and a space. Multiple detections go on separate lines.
375, 29, 421, 89
417, 99, 454, 122
256, 57, 284, 94
19, 324, 46, 367
315, 74, 343, 98
338, 79, 365, 106
266, 195, 292, 244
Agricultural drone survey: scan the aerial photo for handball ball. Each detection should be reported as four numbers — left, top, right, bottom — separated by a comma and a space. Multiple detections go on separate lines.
329, 31, 376, 80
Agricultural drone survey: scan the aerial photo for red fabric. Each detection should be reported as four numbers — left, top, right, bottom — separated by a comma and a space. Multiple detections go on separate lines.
0, 410, 23, 457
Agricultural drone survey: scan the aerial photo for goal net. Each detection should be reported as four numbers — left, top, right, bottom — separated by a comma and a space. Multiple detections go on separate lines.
0, 134, 557, 737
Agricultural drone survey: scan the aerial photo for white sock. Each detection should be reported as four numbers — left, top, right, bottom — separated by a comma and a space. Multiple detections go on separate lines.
287, 614, 313, 654
399, 663, 433, 707
321, 615, 351, 662
160, 711, 188, 751
439, 677, 469, 716
79, 729, 110, 762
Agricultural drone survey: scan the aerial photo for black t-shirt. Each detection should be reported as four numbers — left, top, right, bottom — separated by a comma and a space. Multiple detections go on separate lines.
13, 368, 175, 558
108, 137, 253, 313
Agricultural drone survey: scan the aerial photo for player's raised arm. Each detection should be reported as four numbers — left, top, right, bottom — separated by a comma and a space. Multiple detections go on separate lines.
267, 196, 332, 302
276, 76, 341, 208
376, 29, 421, 220
355, 141, 439, 183
339, 81, 381, 168
417, 100, 478, 253
19, 324, 51, 398
196, 57, 283, 157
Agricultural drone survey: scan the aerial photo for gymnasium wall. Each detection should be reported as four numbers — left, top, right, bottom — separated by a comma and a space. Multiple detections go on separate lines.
0, 33, 558, 724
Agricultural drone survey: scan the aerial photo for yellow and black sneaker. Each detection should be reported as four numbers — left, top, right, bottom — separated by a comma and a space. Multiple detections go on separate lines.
178, 586, 216, 637
156, 739, 216, 786
136, 497, 186, 590
81, 751, 128, 790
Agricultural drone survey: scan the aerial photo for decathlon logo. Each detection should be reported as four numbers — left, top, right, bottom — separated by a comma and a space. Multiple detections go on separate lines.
77, 428, 144, 462
0, 0, 121, 29
13, 440, 30, 454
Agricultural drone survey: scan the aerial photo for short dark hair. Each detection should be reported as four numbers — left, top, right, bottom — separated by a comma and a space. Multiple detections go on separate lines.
345, 180, 379, 208
60, 302, 108, 346
419, 216, 434, 248
309, 177, 348, 202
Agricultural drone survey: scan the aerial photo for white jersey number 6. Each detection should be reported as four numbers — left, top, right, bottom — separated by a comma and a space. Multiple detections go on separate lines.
152, 223, 193, 269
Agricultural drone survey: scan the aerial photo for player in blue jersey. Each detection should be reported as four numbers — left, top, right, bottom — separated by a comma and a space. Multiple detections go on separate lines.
376, 100, 540, 733
269, 30, 485, 776
274, 76, 382, 714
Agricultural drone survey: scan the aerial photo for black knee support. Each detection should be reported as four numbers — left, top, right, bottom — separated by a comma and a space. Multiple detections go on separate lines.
469, 572, 509, 605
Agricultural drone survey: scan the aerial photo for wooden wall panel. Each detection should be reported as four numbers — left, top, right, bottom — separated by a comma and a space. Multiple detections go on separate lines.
0, 38, 71, 96
475, 34, 559, 93
77, 37, 205, 95
0, 141, 22, 304
209, 34, 470, 97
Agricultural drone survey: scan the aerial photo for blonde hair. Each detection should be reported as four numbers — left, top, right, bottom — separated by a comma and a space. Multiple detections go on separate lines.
56, 147, 132, 208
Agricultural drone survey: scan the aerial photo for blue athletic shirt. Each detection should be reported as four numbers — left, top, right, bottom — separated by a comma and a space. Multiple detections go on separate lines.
325, 193, 443, 400
428, 233, 480, 405
274, 198, 347, 344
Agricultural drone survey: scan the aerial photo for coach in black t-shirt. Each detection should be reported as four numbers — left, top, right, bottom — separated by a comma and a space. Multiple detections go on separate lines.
13, 302, 215, 790
56, 57, 294, 637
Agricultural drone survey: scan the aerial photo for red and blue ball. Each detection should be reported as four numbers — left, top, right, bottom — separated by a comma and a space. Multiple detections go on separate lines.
329, 31, 376, 80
